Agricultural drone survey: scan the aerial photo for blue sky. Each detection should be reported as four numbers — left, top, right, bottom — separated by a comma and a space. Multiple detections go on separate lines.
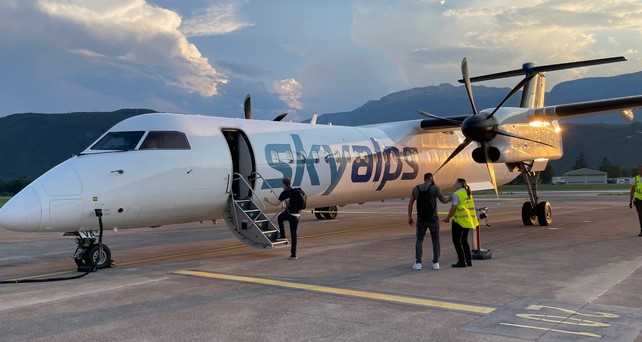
1, 0, 641, 120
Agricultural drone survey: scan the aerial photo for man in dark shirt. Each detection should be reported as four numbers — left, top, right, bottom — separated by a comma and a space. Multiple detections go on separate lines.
407, 173, 451, 271
265, 178, 301, 259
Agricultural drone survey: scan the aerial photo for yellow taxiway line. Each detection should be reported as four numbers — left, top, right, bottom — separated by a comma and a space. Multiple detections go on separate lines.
174, 269, 496, 315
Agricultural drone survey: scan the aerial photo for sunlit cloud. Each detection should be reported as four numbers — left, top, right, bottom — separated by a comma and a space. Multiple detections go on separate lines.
180, 2, 252, 37
29, 0, 227, 97
271, 78, 303, 110
353, 0, 642, 89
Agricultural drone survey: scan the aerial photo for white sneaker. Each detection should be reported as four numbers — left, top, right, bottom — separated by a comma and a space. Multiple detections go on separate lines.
412, 262, 422, 270
432, 262, 440, 270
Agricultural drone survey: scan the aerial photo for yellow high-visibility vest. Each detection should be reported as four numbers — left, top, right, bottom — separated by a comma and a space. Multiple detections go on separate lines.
452, 189, 479, 229
635, 175, 642, 200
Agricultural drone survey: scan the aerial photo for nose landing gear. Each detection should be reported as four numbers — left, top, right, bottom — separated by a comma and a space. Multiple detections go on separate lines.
73, 237, 112, 271
71, 209, 114, 272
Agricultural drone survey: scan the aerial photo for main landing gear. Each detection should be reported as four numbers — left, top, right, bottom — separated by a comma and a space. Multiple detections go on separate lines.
314, 206, 338, 220
517, 162, 552, 226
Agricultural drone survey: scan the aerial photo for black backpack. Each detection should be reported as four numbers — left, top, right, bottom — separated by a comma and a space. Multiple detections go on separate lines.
288, 188, 307, 213
416, 185, 436, 220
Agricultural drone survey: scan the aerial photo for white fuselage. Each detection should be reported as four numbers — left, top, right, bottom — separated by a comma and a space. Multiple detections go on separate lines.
0, 112, 563, 233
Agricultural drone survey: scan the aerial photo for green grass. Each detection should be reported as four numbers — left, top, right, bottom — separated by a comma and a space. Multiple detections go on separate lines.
476, 184, 631, 195
0, 184, 631, 209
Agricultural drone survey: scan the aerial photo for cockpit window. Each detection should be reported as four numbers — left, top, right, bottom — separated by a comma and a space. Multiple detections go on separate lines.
139, 131, 191, 150
90, 131, 145, 151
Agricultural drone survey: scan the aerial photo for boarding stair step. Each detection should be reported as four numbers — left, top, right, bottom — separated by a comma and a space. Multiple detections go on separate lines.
223, 195, 287, 250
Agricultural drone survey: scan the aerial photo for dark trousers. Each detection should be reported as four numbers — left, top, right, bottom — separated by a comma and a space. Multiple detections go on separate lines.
451, 221, 472, 264
278, 211, 299, 256
635, 200, 642, 233
416, 217, 440, 264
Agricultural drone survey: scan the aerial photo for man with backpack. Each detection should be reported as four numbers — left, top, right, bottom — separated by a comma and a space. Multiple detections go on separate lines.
264, 178, 305, 259
407, 173, 452, 271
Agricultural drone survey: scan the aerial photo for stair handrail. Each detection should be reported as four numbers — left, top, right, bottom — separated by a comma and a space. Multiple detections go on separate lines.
232, 172, 269, 211
249, 172, 286, 221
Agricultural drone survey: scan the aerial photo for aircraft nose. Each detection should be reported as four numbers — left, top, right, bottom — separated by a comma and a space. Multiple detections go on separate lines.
0, 187, 42, 231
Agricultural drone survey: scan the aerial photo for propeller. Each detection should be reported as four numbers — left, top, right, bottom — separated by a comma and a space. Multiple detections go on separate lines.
273, 113, 288, 121
417, 110, 463, 125
427, 57, 554, 196
418, 56, 627, 195
244, 94, 288, 121
462, 58, 478, 115
244, 94, 252, 119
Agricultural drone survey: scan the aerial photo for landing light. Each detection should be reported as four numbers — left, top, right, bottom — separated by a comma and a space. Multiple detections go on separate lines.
529, 120, 551, 127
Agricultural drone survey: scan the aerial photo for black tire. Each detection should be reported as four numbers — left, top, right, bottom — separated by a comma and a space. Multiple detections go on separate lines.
314, 208, 326, 220
535, 201, 552, 226
86, 244, 112, 269
322, 206, 338, 220
521, 202, 536, 226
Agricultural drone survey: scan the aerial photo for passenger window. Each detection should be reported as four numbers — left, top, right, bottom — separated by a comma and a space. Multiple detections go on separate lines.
298, 151, 307, 163
284, 150, 294, 164
91, 131, 145, 151
311, 151, 320, 164
270, 150, 279, 164
140, 131, 191, 150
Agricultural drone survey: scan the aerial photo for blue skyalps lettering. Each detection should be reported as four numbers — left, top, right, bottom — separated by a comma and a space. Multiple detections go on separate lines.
263, 134, 419, 194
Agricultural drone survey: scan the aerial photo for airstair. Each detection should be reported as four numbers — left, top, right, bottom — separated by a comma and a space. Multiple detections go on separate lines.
223, 172, 289, 249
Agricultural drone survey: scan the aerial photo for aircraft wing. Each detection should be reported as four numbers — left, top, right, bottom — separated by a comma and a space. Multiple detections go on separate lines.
525, 95, 642, 122
419, 115, 469, 132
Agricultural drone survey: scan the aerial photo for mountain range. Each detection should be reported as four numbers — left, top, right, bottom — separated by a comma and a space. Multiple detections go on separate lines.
1, 71, 642, 180
313, 71, 642, 125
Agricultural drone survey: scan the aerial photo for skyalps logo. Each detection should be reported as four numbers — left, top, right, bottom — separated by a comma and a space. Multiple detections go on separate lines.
263, 134, 419, 194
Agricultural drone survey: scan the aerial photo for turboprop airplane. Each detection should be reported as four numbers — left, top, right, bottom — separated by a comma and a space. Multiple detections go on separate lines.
1, 56, 642, 270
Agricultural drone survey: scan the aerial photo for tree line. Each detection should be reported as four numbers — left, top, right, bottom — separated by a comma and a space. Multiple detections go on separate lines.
0, 177, 33, 196
572, 152, 637, 178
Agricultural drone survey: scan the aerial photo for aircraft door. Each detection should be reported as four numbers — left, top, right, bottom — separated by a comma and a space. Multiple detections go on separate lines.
222, 129, 256, 200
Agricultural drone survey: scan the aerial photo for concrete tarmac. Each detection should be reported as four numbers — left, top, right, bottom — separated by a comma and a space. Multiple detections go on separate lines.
1, 192, 641, 341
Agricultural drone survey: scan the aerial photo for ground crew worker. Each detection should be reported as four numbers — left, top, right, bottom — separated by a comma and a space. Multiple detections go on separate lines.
443, 178, 478, 268
629, 164, 642, 237
407, 172, 451, 271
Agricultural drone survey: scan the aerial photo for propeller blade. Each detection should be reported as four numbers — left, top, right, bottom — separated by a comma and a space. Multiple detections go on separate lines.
273, 113, 288, 121
493, 128, 555, 148
417, 110, 463, 125
458, 56, 626, 83
435, 138, 471, 173
244, 94, 252, 120
483, 143, 499, 197
461, 58, 478, 115
487, 74, 536, 119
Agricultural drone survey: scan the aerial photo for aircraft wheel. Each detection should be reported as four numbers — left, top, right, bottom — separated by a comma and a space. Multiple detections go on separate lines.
521, 202, 536, 226
322, 206, 338, 220
86, 244, 112, 269
314, 208, 326, 220
535, 201, 552, 226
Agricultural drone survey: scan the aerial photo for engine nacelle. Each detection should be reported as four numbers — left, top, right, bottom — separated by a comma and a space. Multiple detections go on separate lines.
472, 147, 500, 163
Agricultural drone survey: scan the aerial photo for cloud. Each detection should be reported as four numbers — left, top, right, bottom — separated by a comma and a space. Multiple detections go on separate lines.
271, 78, 303, 110
180, 2, 252, 37
352, 0, 642, 89
36, 0, 227, 96
0, 0, 230, 116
